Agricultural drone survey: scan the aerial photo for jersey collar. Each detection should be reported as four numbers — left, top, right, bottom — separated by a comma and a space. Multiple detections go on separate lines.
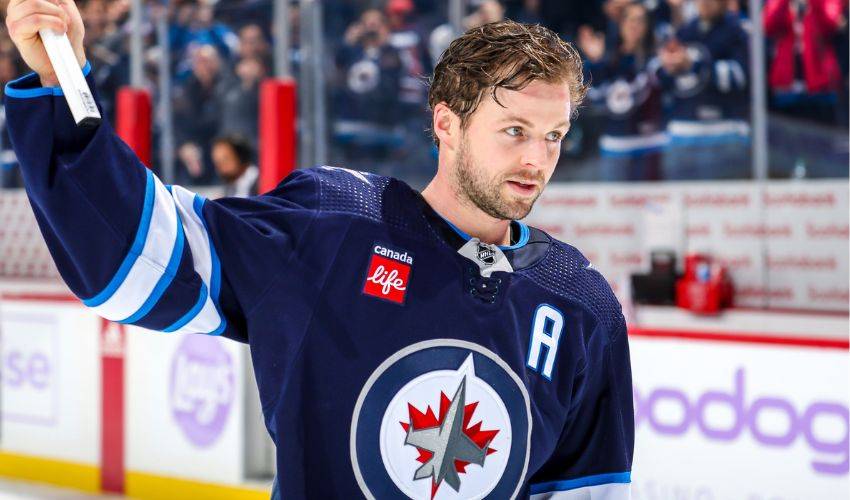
436, 212, 531, 251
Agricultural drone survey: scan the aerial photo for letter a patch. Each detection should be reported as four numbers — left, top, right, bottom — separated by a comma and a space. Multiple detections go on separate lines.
363, 244, 413, 304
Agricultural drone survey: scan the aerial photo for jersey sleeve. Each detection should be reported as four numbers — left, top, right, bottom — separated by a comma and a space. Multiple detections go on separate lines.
4, 62, 318, 343
527, 321, 635, 499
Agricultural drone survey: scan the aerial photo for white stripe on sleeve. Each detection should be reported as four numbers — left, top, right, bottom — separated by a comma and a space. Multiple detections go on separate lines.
168, 185, 223, 334
90, 174, 179, 321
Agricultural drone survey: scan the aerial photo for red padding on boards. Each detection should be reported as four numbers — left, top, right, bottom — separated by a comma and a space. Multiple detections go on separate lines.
115, 87, 152, 168
100, 320, 126, 493
260, 78, 297, 194
628, 326, 850, 350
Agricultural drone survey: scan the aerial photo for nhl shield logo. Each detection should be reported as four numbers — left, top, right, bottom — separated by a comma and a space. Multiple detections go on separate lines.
476, 243, 496, 266
350, 340, 531, 499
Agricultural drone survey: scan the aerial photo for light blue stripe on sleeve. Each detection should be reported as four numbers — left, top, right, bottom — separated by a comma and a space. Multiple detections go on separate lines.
83, 168, 155, 307
117, 205, 186, 324
5, 61, 93, 99
529, 472, 631, 495
162, 282, 209, 333
193, 194, 227, 336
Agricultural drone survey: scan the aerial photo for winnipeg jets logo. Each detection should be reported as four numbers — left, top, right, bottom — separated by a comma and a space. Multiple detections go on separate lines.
401, 374, 499, 497
351, 340, 531, 500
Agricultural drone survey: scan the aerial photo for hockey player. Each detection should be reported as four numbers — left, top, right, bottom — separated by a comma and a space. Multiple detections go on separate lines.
4, 0, 633, 497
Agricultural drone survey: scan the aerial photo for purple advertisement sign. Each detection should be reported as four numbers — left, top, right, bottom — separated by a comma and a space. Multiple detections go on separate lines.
634, 367, 849, 475
1, 315, 58, 426
169, 335, 235, 448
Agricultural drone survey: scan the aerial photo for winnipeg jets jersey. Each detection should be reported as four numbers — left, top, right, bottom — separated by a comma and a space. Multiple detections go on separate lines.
5, 64, 634, 499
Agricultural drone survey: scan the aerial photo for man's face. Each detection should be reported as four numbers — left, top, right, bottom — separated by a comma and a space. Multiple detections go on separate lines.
361, 10, 387, 35
192, 45, 220, 85
212, 143, 243, 181
697, 0, 725, 21
478, 0, 505, 24
239, 25, 267, 58
451, 80, 571, 220
621, 4, 648, 46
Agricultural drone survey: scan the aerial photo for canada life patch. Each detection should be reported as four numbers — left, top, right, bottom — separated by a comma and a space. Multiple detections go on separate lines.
363, 244, 413, 304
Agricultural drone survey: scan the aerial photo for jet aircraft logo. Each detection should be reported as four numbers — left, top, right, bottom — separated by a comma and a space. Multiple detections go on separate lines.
351, 340, 531, 500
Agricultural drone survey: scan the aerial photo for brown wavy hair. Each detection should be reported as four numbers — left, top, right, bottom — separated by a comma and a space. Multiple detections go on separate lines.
428, 20, 587, 145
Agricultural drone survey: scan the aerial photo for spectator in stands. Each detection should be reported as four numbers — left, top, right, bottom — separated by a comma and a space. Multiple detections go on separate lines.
385, 0, 430, 114
170, 0, 239, 81
601, 0, 633, 46
764, 0, 847, 124
212, 134, 259, 198
581, 3, 665, 180
662, 0, 700, 30
236, 23, 272, 75
332, 8, 404, 170
105, 0, 130, 28
655, 0, 750, 179
82, 0, 108, 43
174, 44, 234, 185
594, 0, 672, 56
212, 0, 274, 32
539, 0, 607, 39
478, 0, 508, 24
385, 0, 435, 178
513, 0, 544, 25
81, 0, 133, 122
220, 55, 266, 147
429, 0, 505, 69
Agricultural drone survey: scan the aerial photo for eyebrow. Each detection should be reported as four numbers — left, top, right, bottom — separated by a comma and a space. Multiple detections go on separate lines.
501, 115, 570, 131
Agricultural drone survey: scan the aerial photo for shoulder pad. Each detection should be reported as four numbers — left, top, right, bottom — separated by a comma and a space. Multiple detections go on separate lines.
519, 236, 626, 340
309, 166, 391, 220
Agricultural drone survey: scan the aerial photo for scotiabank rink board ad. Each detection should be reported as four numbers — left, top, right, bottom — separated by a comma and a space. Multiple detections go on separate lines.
525, 180, 849, 312
630, 337, 848, 499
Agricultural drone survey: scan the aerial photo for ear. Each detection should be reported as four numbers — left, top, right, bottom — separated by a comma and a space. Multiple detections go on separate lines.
432, 102, 460, 151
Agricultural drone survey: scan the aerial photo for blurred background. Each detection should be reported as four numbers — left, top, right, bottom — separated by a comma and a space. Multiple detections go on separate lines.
0, 0, 847, 499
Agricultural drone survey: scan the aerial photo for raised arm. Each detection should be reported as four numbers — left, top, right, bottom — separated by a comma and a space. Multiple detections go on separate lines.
4, 0, 318, 342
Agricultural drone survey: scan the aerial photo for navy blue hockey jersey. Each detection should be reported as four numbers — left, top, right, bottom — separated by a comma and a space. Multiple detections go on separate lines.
5, 63, 634, 499
655, 13, 750, 142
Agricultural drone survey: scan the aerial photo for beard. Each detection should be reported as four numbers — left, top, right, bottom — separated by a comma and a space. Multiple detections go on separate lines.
453, 136, 545, 221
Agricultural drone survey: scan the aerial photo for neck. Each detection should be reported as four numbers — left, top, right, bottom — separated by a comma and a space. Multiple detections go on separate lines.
421, 168, 513, 247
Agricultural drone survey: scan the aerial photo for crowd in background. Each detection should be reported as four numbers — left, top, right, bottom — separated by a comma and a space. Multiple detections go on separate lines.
0, 0, 847, 189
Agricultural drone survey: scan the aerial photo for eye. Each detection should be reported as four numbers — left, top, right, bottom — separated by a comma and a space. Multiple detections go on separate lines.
505, 126, 523, 137
546, 131, 564, 142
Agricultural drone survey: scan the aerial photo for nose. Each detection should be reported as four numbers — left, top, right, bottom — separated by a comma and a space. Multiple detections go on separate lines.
520, 138, 549, 169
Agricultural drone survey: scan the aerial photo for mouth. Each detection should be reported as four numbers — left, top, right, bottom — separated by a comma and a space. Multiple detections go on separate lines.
506, 180, 538, 196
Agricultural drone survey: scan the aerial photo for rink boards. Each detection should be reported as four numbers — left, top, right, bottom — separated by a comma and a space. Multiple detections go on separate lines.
0, 290, 846, 499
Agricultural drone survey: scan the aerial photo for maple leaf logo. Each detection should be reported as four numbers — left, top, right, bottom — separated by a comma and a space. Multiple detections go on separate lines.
399, 376, 499, 498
